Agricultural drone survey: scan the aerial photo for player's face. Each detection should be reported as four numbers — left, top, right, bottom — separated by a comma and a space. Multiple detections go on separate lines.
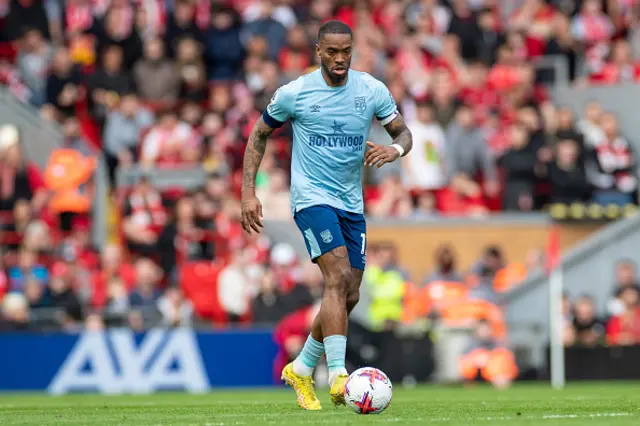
317, 33, 353, 83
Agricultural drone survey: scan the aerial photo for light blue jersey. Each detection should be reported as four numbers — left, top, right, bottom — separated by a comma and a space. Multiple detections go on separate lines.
263, 69, 398, 215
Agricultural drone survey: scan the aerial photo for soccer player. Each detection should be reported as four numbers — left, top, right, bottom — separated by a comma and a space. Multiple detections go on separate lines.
240, 20, 413, 410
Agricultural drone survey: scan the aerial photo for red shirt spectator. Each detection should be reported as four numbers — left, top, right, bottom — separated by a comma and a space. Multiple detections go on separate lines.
217, 197, 242, 233
510, 0, 556, 58
278, 48, 311, 77
244, 233, 270, 266
50, 242, 93, 304
121, 175, 168, 255
483, 114, 514, 156
141, 109, 200, 167
487, 46, 521, 92
607, 287, 640, 345
135, 0, 167, 40
91, 243, 136, 307
395, 38, 431, 99
269, 242, 298, 293
437, 185, 488, 216
368, 174, 413, 218
63, 0, 96, 36
0, 60, 29, 102
571, 0, 614, 73
0, 265, 7, 301
333, 5, 356, 29
0, 129, 46, 212
125, 180, 166, 235
590, 40, 640, 84
431, 35, 467, 86
459, 62, 499, 125
488, 65, 521, 93
588, 113, 638, 198
375, 0, 403, 41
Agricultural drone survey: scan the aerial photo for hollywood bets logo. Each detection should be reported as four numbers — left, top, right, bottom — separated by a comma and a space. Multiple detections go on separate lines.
309, 120, 364, 152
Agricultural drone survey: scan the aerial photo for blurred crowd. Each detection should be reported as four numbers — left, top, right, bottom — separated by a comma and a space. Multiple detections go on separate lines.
0, 0, 639, 342
563, 259, 640, 347
0, 0, 638, 216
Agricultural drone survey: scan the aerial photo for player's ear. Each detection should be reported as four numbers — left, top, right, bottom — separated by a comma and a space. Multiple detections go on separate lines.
316, 44, 321, 57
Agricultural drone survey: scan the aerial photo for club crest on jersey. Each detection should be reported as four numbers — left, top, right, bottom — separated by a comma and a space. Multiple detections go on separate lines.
354, 96, 367, 114
320, 229, 333, 244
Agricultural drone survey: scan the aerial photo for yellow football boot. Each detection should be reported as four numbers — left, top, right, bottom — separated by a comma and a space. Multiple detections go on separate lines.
329, 374, 349, 407
281, 363, 322, 410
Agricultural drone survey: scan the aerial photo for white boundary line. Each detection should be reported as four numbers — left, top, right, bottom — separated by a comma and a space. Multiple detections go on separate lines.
86, 413, 637, 426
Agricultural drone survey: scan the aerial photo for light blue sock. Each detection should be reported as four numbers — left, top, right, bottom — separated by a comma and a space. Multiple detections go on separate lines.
323, 335, 347, 373
292, 335, 324, 376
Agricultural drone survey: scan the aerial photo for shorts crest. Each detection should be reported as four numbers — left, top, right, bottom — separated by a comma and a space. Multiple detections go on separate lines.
320, 229, 333, 244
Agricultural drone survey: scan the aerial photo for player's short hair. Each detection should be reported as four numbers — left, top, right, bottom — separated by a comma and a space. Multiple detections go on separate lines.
318, 20, 352, 42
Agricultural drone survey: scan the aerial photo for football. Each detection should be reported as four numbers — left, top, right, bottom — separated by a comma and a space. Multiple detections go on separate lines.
344, 367, 393, 414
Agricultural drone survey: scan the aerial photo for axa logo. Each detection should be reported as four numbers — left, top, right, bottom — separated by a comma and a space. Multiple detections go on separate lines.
48, 328, 210, 395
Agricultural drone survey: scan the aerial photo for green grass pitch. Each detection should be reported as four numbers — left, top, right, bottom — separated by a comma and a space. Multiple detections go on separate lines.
1, 382, 639, 425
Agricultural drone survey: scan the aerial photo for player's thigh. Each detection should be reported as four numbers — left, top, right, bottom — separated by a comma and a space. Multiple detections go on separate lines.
337, 210, 367, 272
294, 204, 349, 269
294, 205, 355, 289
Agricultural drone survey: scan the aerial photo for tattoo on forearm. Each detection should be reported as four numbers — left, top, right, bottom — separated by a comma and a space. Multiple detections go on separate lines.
242, 117, 274, 194
384, 114, 413, 155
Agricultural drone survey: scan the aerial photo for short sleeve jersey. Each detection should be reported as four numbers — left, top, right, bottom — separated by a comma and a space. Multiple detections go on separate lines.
263, 69, 398, 215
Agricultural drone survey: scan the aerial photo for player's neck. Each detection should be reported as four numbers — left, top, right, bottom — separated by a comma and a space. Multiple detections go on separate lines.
321, 67, 348, 88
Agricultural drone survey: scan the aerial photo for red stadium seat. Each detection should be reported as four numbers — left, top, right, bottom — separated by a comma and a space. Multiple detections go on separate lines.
0, 42, 16, 62
179, 261, 227, 324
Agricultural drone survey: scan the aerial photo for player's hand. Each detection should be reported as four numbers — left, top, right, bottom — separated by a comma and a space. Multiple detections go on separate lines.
241, 194, 263, 235
364, 141, 400, 168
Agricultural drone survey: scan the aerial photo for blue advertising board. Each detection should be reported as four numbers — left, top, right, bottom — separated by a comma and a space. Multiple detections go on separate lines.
0, 328, 279, 393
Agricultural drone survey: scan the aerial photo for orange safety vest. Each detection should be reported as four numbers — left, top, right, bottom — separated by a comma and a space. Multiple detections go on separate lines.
44, 149, 96, 214
440, 299, 507, 340
493, 263, 527, 293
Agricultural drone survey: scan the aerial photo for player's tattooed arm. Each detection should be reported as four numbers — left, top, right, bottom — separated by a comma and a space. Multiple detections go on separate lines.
364, 113, 413, 168
241, 117, 274, 235
384, 113, 413, 155
242, 117, 274, 194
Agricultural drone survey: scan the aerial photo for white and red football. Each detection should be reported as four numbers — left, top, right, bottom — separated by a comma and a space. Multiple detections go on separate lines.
344, 367, 393, 415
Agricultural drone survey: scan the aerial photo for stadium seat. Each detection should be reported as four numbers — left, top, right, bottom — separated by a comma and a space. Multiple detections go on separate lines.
179, 261, 226, 324
0, 42, 16, 62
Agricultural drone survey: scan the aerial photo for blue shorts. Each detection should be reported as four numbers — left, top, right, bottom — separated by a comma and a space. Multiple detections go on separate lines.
294, 204, 367, 270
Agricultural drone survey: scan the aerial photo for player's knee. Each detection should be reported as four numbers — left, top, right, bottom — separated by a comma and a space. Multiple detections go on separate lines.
326, 267, 353, 295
